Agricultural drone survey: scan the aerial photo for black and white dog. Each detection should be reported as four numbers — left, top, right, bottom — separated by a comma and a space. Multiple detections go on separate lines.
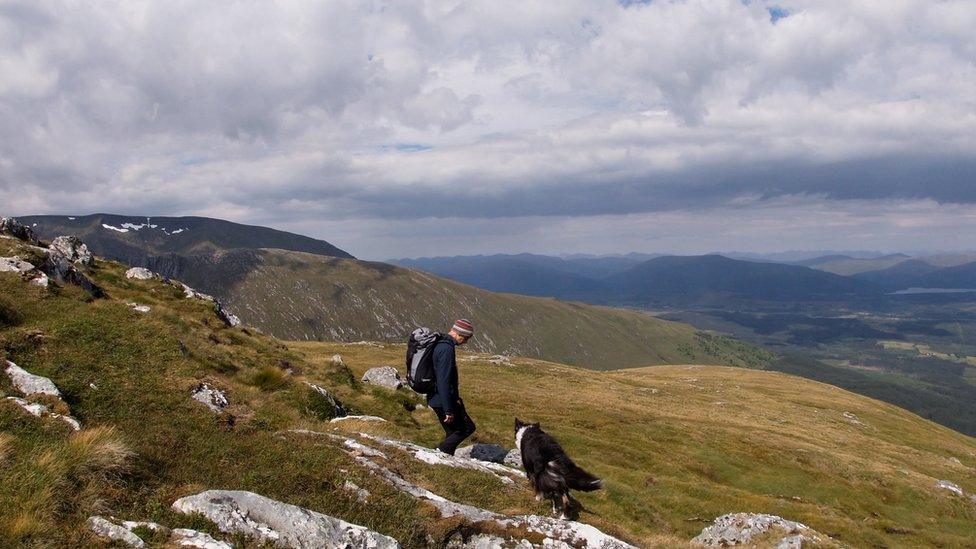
514, 418, 602, 519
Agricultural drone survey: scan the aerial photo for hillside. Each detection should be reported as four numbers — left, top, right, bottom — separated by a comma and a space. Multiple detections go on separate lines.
192, 248, 768, 370
1, 233, 974, 547
21, 213, 355, 264
911, 261, 976, 289
15, 216, 765, 370
853, 259, 943, 290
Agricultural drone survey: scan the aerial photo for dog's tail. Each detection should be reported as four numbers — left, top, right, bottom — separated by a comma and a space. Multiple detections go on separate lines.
548, 457, 603, 492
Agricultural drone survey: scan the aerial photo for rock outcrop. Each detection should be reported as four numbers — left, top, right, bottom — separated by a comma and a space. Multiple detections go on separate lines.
5, 360, 61, 396
87, 516, 146, 548
3, 360, 82, 430
0, 256, 50, 286
171, 489, 400, 548
50, 235, 93, 266
190, 383, 229, 413
304, 381, 347, 418
41, 247, 103, 297
0, 217, 39, 244
361, 366, 404, 390
125, 267, 158, 280
691, 513, 828, 547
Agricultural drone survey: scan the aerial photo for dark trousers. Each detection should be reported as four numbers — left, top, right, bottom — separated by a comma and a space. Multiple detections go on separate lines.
431, 399, 476, 455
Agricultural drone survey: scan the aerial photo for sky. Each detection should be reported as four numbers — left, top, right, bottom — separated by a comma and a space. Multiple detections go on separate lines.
1, 0, 975, 260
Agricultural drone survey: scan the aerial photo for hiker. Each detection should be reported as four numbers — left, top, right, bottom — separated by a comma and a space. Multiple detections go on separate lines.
428, 319, 477, 455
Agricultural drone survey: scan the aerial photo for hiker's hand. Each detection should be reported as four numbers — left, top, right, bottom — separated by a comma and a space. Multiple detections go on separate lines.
443, 414, 454, 424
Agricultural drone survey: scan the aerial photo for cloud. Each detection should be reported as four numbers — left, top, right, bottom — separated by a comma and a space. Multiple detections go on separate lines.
1, 0, 975, 255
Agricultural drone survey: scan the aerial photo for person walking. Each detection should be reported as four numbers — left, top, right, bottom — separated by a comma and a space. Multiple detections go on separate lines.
428, 318, 477, 455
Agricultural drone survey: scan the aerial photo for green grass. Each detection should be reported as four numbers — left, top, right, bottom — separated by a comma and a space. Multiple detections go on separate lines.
1, 237, 975, 548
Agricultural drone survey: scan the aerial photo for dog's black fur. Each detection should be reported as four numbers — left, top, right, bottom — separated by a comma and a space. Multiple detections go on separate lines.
514, 418, 602, 519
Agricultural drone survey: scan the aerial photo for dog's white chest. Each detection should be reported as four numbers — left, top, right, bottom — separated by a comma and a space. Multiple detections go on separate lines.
515, 426, 529, 454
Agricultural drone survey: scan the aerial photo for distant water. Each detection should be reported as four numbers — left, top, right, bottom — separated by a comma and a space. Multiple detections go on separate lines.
890, 287, 976, 295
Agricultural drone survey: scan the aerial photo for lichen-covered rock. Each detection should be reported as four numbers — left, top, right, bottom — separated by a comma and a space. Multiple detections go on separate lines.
171, 489, 400, 548
0, 217, 39, 244
5, 360, 61, 396
127, 303, 152, 313
125, 267, 158, 280
304, 381, 347, 418
455, 443, 511, 464
190, 383, 228, 413
361, 366, 404, 390
50, 235, 93, 266
691, 513, 825, 547
87, 516, 146, 548
171, 528, 233, 549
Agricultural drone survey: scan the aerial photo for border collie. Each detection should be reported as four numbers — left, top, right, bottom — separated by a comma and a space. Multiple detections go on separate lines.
515, 418, 602, 519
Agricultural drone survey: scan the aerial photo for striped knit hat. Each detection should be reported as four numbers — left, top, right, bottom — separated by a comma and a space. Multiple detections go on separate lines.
451, 319, 474, 337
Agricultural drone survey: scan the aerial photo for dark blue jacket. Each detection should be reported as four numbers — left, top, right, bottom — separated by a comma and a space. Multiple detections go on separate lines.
426, 337, 460, 413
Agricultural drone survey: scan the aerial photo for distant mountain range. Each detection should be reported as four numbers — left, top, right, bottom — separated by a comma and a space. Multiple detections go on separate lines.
393, 253, 885, 305
394, 251, 976, 304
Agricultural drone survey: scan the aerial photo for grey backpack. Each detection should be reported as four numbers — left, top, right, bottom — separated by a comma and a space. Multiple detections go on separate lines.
405, 327, 442, 394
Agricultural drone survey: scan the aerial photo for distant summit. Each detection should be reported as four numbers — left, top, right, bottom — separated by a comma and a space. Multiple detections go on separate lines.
20, 214, 355, 265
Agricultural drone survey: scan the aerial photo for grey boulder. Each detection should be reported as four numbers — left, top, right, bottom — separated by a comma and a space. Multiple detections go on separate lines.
171, 489, 400, 548
50, 235, 93, 266
361, 366, 404, 390
125, 267, 158, 280
455, 444, 512, 465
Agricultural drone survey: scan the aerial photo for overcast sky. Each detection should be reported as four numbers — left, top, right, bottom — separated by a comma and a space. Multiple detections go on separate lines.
2, 0, 975, 259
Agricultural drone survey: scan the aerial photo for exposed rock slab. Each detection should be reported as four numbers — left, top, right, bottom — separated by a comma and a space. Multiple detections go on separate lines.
5, 360, 61, 396
935, 479, 965, 496
127, 303, 152, 313
351, 452, 632, 549
330, 414, 387, 424
361, 366, 404, 390
4, 396, 81, 430
87, 516, 146, 548
691, 513, 826, 547
171, 489, 400, 548
360, 433, 523, 484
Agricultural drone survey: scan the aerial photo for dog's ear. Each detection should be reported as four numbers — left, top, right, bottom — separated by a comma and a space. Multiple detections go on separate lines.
515, 417, 523, 429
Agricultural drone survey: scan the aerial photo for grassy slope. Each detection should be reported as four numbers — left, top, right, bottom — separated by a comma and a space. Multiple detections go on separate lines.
222, 249, 770, 370
1, 239, 974, 548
